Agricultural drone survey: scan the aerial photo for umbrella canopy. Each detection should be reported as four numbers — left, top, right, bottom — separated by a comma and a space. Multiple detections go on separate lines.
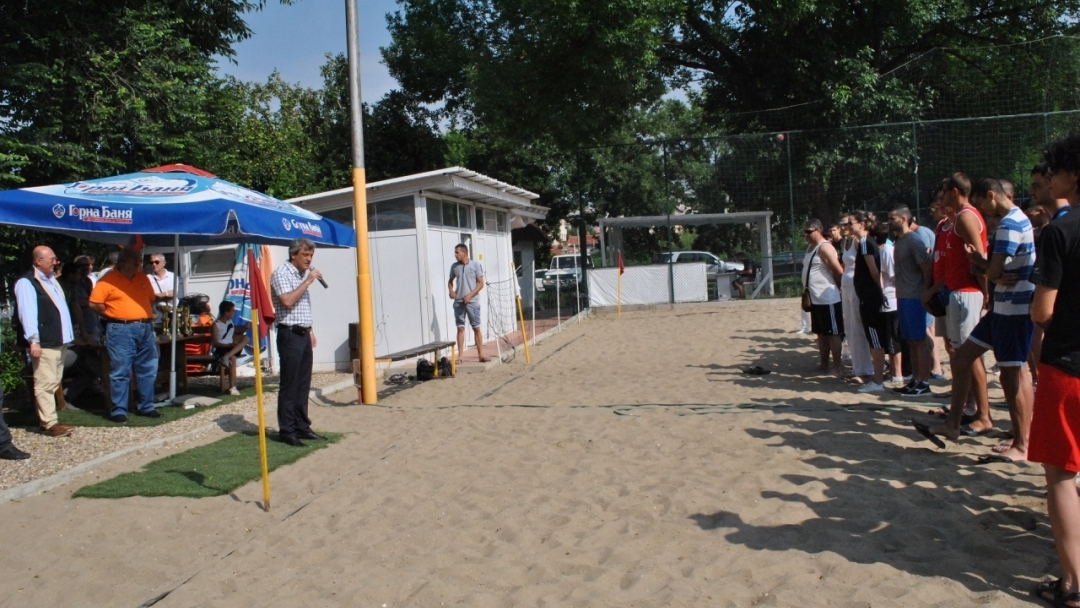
0, 168, 355, 248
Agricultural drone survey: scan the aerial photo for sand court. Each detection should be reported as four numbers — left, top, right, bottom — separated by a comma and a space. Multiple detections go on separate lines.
0, 300, 1052, 606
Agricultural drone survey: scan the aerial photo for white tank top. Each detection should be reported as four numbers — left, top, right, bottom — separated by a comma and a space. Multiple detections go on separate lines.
841, 238, 857, 287
803, 243, 842, 305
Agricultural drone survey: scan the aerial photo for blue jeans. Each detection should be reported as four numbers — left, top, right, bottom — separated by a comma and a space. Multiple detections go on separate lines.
105, 322, 159, 416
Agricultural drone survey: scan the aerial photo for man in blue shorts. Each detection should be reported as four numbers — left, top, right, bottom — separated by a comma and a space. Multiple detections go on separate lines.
448, 244, 489, 363
889, 205, 935, 396
920, 178, 1035, 462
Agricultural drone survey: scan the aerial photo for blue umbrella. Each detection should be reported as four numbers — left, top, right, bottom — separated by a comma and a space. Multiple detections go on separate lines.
0, 166, 356, 248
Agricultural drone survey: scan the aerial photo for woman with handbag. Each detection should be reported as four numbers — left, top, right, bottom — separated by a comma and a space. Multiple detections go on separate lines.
801, 219, 845, 377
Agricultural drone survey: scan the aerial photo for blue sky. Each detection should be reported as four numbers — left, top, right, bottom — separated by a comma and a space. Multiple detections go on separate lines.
215, 0, 402, 103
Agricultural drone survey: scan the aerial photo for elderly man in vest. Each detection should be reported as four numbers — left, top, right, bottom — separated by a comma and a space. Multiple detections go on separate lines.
14, 246, 76, 437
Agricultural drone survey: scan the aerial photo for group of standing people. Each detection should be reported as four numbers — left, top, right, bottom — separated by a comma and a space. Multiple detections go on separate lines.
0, 246, 253, 460
802, 132, 1080, 606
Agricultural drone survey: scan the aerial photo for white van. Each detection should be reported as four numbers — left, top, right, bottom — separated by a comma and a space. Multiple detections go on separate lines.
543, 254, 592, 289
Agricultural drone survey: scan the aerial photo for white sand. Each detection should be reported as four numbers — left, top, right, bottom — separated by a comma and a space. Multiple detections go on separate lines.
0, 299, 1049, 607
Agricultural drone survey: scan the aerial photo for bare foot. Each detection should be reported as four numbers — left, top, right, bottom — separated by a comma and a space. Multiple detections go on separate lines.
928, 423, 960, 441
992, 440, 1013, 454
987, 447, 1027, 463
846, 375, 865, 385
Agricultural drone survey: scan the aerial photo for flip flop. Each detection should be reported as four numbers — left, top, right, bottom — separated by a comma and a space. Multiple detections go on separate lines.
742, 366, 771, 375
1034, 578, 1061, 603
910, 419, 947, 449
977, 453, 1016, 464
960, 425, 997, 437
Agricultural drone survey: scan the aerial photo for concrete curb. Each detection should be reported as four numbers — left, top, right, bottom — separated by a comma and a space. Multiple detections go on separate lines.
0, 380, 359, 505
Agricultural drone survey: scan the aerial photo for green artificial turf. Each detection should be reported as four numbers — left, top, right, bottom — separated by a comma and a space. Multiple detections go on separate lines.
73, 431, 342, 499
3, 383, 276, 428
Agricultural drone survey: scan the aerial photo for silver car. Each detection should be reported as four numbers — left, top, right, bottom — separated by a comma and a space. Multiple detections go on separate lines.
656, 251, 742, 280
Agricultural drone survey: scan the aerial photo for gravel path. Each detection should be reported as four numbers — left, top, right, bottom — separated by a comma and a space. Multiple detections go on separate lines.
0, 372, 351, 491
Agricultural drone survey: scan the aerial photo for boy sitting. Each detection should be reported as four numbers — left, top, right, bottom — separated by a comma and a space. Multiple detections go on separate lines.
213, 301, 250, 395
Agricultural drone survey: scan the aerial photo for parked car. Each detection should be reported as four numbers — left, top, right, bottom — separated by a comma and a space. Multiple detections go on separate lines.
516, 266, 549, 293
543, 254, 592, 290
656, 251, 743, 280
769, 251, 805, 277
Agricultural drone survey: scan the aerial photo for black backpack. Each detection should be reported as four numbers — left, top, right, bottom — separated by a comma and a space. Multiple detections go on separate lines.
439, 356, 453, 377
416, 358, 435, 381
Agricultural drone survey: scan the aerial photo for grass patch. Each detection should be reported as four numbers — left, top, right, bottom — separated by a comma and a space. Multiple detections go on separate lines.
3, 383, 275, 428
73, 431, 343, 499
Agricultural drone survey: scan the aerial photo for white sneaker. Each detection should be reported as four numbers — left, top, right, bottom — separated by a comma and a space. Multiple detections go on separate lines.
857, 382, 885, 393
228, 387, 240, 396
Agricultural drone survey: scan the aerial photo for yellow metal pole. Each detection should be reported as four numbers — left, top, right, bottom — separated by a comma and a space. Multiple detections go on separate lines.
352, 168, 376, 404
346, 0, 377, 404
515, 294, 531, 363
253, 314, 271, 512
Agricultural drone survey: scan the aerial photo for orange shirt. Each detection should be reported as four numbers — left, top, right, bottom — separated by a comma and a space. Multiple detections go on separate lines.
89, 271, 155, 321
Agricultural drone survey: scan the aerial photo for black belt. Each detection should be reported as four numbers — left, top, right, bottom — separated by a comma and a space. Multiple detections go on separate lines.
106, 318, 152, 324
277, 323, 311, 336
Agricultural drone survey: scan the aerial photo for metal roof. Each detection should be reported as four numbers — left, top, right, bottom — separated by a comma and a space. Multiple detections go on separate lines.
287, 167, 548, 219
598, 211, 773, 228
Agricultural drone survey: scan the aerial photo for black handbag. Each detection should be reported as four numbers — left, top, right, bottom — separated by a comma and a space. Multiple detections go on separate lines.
801, 245, 820, 312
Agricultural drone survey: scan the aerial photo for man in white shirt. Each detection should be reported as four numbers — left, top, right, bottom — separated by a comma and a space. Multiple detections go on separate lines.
13, 246, 76, 437
147, 253, 176, 314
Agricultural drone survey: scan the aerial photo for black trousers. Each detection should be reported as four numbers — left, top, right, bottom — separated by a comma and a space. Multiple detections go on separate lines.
276, 328, 313, 438
0, 383, 12, 448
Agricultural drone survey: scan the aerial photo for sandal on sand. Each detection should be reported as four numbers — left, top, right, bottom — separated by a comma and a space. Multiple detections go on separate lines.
742, 366, 771, 375
1033, 578, 1080, 607
960, 425, 997, 437
910, 419, 947, 449
1036, 579, 1061, 603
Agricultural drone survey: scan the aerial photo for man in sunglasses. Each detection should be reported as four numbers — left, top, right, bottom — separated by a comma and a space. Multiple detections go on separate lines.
147, 253, 176, 316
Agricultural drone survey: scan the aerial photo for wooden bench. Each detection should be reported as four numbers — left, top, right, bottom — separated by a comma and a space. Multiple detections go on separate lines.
180, 327, 228, 393
356, 340, 457, 384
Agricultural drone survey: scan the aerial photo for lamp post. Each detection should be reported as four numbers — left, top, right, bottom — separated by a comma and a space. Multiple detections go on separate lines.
346, 0, 377, 404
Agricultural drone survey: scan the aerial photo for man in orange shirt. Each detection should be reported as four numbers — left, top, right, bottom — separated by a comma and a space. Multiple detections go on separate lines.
89, 248, 160, 423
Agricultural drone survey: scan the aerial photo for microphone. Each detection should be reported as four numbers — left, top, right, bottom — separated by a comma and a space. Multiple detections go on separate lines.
313, 271, 328, 288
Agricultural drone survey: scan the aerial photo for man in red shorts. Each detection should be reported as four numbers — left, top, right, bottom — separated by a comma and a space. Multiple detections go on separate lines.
1028, 133, 1080, 606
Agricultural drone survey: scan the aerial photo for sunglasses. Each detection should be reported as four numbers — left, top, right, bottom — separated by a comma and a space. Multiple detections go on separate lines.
840, 222, 852, 227
152, 260, 163, 265
803, 229, 817, 234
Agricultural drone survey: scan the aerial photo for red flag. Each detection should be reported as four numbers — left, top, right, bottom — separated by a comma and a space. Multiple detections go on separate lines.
247, 248, 275, 339
617, 251, 625, 275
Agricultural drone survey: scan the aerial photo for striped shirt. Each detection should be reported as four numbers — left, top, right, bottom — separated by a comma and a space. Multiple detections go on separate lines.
270, 262, 313, 327
992, 206, 1036, 316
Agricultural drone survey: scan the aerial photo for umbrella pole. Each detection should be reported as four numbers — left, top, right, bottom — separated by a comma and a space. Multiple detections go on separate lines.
169, 234, 179, 401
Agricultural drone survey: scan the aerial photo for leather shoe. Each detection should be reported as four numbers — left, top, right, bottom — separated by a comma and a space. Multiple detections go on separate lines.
296, 430, 327, 441
278, 435, 306, 447
135, 409, 162, 418
110, 414, 128, 424
0, 444, 30, 460
43, 424, 73, 437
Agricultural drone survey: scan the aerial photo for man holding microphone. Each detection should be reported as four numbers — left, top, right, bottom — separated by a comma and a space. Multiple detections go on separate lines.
270, 237, 327, 447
